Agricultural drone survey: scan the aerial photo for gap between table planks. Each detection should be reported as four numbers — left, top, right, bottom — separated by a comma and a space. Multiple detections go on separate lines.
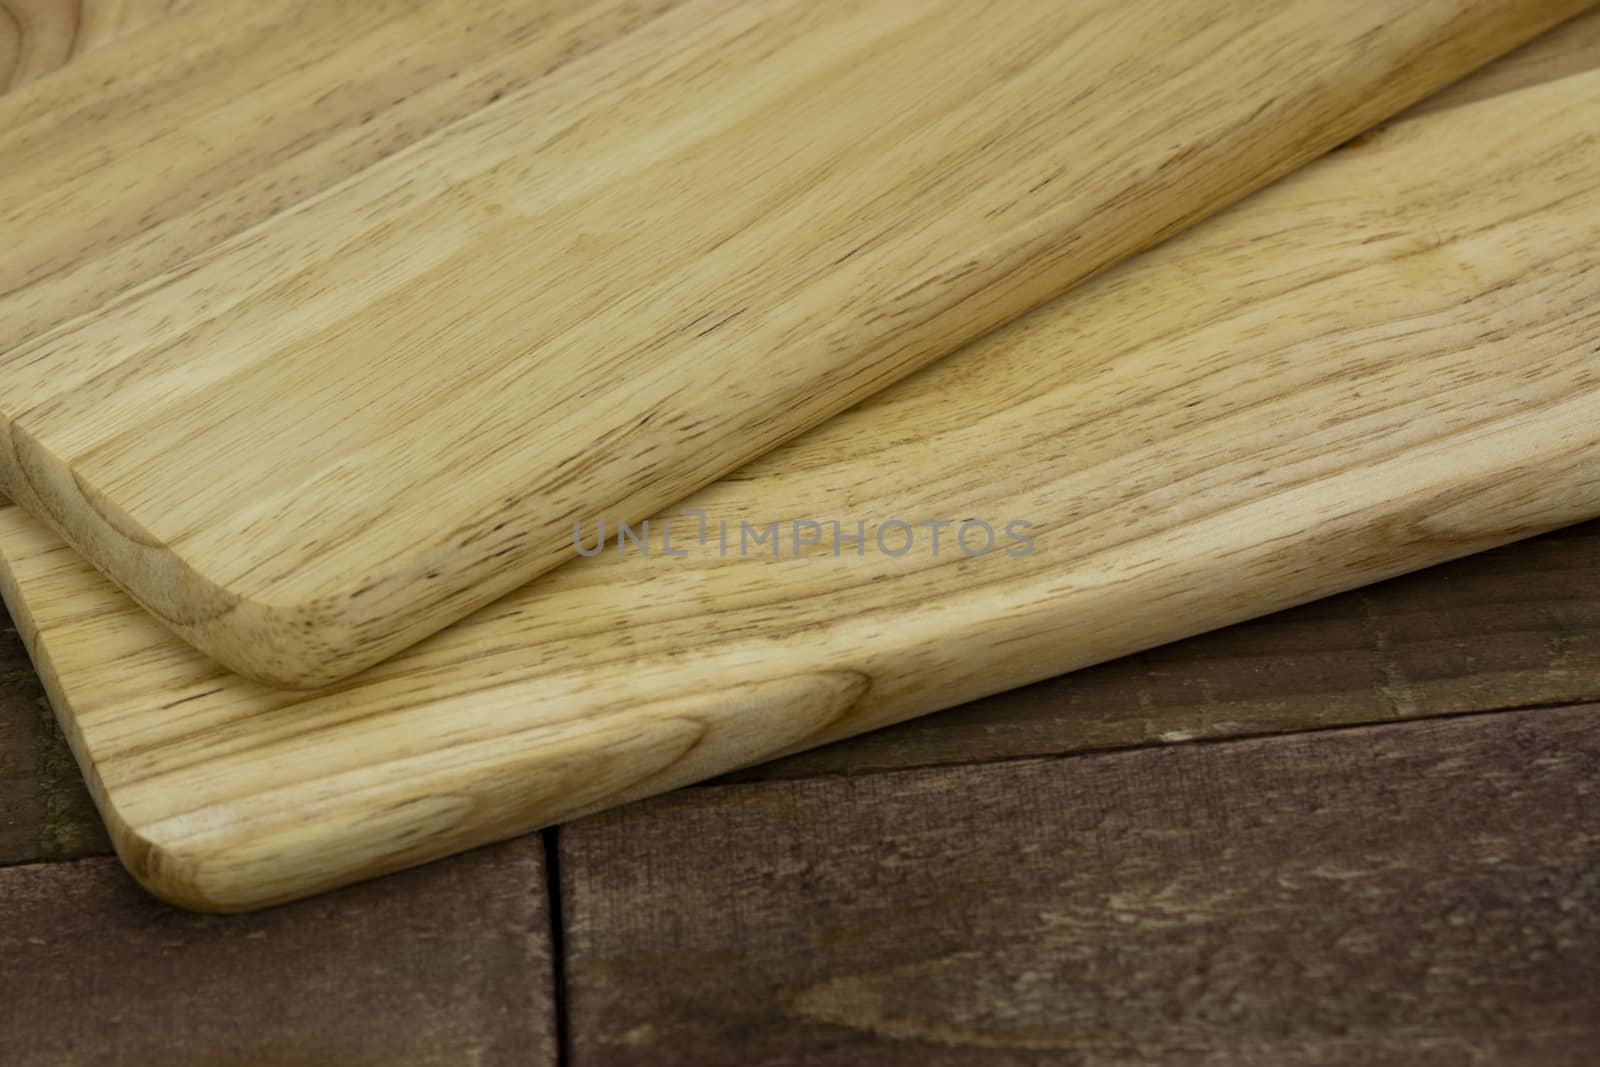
0, 0, 1583, 687
4, 34, 1600, 908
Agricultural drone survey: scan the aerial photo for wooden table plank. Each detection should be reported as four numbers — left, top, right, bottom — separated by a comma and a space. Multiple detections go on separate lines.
561, 704, 1600, 1066
0, 836, 557, 1065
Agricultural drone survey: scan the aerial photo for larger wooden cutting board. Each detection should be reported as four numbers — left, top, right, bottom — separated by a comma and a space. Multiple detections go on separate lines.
0, 0, 1581, 688
5, 42, 1599, 910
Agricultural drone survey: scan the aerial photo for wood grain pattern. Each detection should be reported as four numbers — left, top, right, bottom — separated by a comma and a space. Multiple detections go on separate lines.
0, 0, 685, 349
8, 518, 1599, 867
1408, 4, 1600, 117
732, 518, 1600, 782
0, 0, 178, 872
0, 0, 187, 91
4, 55, 1600, 909
0, 1, 1579, 687
0, 615, 110, 864
6, 15, 1599, 875
558, 704, 1600, 1066
0, 836, 556, 1065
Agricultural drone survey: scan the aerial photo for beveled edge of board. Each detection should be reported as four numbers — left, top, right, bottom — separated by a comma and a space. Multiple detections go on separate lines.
0, 427, 343, 676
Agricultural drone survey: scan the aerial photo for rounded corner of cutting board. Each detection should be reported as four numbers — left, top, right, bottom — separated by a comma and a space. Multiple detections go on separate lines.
109, 823, 313, 914
0, 429, 388, 688
107, 823, 248, 915
2, 418, 536, 688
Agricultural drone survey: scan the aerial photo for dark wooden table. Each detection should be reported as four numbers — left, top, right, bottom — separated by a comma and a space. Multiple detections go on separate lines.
3, 6, 1599, 1064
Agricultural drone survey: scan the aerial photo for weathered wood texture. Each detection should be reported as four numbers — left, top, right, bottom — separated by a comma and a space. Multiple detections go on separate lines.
561, 704, 1600, 1066
0, 0, 187, 90
6, 44, 1600, 909
1, 0, 1581, 687
0, 836, 556, 1065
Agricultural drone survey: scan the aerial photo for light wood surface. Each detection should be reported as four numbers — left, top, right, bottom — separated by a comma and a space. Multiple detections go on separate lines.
4, 52, 1599, 910
732, 520, 1600, 783
1408, 3, 1600, 116
0, 1, 1578, 687
4, 8, 1597, 1061
0, 0, 199, 874
561, 705, 1600, 1065
13, 517, 1600, 867
0, 0, 187, 90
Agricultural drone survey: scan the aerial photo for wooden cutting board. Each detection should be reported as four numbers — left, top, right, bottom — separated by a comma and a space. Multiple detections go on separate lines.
0, 0, 1580, 688
5, 47, 1599, 910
